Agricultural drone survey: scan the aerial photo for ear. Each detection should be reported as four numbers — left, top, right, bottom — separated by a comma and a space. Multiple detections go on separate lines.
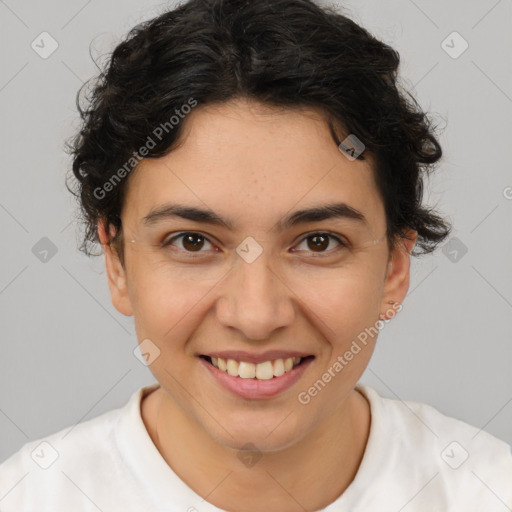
379, 230, 417, 320
97, 219, 133, 317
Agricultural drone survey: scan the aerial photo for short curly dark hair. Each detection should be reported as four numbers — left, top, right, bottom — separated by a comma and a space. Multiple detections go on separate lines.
66, 0, 450, 264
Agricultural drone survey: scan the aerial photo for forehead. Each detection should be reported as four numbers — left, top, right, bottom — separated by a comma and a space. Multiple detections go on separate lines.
121, 98, 385, 232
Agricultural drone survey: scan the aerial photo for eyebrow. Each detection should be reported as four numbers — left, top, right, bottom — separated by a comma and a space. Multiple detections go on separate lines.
142, 202, 366, 232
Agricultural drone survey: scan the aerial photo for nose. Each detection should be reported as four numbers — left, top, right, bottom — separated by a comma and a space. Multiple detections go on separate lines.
215, 250, 296, 341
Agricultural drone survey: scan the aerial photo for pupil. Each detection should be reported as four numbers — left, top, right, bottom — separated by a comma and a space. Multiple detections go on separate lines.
309, 235, 328, 252
183, 233, 204, 251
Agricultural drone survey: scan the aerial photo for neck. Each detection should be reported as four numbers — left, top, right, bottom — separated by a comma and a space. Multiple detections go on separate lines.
142, 386, 370, 511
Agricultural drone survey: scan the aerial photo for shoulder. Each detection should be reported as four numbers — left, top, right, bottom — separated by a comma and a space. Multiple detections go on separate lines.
357, 385, 512, 510
0, 388, 143, 512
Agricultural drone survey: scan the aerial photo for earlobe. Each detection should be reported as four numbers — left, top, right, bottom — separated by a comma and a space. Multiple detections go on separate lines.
97, 220, 134, 317
380, 231, 417, 320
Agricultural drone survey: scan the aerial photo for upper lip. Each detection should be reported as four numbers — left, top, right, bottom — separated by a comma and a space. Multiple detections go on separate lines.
200, 350, 314, 364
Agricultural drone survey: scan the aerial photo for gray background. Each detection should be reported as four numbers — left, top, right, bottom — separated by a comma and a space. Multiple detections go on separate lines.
1, 0, 511, 465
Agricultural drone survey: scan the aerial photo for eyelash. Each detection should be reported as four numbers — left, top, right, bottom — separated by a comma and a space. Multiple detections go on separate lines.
161, 231, 348, 258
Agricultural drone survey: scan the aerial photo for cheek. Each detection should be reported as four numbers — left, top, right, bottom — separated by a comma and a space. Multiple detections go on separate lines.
126, 257, 219, 342
126, 246, 387, 348
282, 258, 386, 337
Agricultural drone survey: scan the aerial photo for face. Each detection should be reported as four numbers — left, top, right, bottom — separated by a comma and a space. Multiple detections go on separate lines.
100, 98, 414, 452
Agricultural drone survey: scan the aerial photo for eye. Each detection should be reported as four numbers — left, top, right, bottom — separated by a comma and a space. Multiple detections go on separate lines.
162, 232, 215, 253
162, 231, 348, 257
292, 232, 348, 255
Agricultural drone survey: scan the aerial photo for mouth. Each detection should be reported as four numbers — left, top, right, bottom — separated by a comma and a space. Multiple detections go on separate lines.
199, 354, 314, 380
198, 353, 315, 400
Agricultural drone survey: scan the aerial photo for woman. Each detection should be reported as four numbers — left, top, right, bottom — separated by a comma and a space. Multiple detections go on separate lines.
1, 0, 510, 510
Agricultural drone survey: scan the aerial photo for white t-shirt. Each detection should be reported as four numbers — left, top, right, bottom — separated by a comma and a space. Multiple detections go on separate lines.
1, 383, 511, 511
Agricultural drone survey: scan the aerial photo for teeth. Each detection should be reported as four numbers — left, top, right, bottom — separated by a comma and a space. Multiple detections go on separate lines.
226, 358, 239, 377
208, 356, 305, 380
217, 357, 227, 372
238, 361, 255, 378
273, 358, 285, 377
255, 361, 274, 380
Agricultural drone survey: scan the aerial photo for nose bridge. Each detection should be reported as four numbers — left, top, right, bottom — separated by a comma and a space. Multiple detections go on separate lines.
216, 248, 295, 340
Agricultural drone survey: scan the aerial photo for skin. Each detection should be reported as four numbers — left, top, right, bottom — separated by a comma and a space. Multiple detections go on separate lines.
98, 97, 416, 511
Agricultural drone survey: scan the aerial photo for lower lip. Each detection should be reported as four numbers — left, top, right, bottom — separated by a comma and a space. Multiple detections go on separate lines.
199, 356, 314, 400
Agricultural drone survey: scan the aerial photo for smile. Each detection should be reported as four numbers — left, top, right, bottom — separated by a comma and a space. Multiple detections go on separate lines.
201, 355, 311, 380
199, 354, 315, 399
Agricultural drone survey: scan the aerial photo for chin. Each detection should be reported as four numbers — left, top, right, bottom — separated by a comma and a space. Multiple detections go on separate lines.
205, 413, 309, 455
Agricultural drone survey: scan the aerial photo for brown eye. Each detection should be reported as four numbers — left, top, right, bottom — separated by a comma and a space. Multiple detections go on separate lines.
182, 233, 205, 251
163, 232, 213, 253
307, 234, 330, 252
292, 232, 346, 255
